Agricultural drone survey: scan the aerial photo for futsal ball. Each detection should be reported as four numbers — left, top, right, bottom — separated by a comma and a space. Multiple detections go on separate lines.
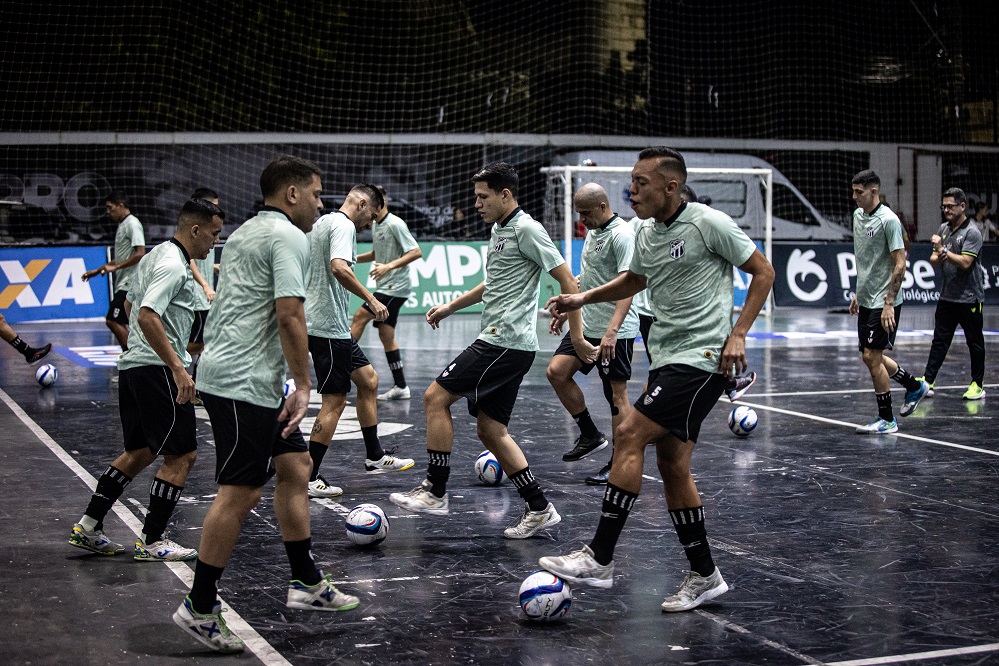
345, 503, 389, 546
728, 405, 758, 437
474, 450, 504, 486
283, 378, 296, 397
519, 571, 572, 622
35, 364, 58, 388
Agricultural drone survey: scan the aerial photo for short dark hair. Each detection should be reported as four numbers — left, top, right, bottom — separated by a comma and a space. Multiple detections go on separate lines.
851, 170, 880, 188
178, 197, 225, 227
472, 161, 519, 199
104, 190, 128, 206
638, 147, 687, 182
352, 184, 385, 211
259, 155, 322, 199
191, 187, 219, 202
942, 187, 966, 206
680, 184, 697, 203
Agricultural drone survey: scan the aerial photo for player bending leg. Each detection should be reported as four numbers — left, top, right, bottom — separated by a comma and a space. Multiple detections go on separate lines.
390, 161, 597, 538
70, 199, 223, 561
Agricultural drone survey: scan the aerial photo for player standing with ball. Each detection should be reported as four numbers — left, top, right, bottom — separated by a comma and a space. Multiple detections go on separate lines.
540, 148, 774, 612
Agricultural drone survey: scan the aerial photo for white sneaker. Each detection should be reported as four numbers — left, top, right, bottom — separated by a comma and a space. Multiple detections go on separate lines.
660, 568, 729, 612
377, 385, 411, 401
308, 475, 343, 498
287, 574, 360, 612
365, 453, 416, 475
389, 480, 449, 515
135, 537, 197, 561
538, 544, 614, 588
504, 502, 561, 539
855, 417, 898, 434
173, 597, 244, 653
69, 523, 125, 555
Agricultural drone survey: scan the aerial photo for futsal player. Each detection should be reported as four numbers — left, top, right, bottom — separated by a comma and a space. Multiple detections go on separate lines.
69, 198, 223, 562
304, 184, 415, 499
186, 187, 221, 384
0, 314, 51, 364
848, 170, 927, 433
546, 184, 638, 481
540, 147, 775, 612
390, 161, 598, 539
174, 157, 359, 654
350, 185, 423, 401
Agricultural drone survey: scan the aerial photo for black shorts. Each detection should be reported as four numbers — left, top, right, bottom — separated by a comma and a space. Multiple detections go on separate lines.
857, 305, 901, 351
363, 293, 408, 329
107, 290, 129, 325
119, 365, 197, 456
189, 309, 209, 345
200, 392, 308, 487
634, 364, 728, 443
435, 340, 535, 427
308, 335, 370, 394
639, 314, 655, 364
554, 333, 634, 382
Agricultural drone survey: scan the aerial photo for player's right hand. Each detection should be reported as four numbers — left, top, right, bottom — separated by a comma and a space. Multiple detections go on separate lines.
369, 298, 389, 322
279, 384, 310, 437
848, 295, 859, 316
427, 303, 452, 329
172, 367, 196, 404
545, 293, 583, 315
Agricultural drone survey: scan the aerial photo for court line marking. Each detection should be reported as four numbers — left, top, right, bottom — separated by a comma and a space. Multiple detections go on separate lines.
0, 388, 291, 666
735, 400, 999, 458
741, 383, 998, 398
825, 642, 999, 665
694, 609, 828, 665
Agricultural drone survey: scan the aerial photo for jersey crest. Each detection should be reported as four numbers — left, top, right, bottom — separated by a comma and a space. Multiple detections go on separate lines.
494, 237, 507, 253
669, 238, 685, 259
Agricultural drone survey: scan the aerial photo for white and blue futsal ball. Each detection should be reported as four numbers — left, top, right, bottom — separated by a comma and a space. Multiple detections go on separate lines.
345, 503, 389, 546
519, 571, 572, 622
35, 363, 58, 388
474, 450, 504, 486
283, 378, 296, 398
728, 405, 758, 437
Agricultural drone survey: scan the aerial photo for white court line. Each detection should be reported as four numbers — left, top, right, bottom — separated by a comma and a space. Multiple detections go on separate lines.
825, 642, 999, 665
743, 383, 998, 398
0, 388, 291, 666
735, 399, 999, 458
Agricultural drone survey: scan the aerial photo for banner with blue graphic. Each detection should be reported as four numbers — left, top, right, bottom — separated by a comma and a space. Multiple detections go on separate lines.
0, 246, 110, 323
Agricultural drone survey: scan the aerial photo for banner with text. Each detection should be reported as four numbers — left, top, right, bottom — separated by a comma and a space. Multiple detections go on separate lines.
0, 246, 110, 323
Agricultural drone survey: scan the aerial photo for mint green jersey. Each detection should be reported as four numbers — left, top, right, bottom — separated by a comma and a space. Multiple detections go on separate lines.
628, 216, 653, 317
371, 212, 419, 298
579, 215, 639, 339
305, 211, 355, 340
190, 253, 215, 311
478, 208, 565, 352
118, 240, 195, 371
112, 213, 145, 293
630, 203, 756, 373
853, 204, 905, 309
197, 209, 310, 408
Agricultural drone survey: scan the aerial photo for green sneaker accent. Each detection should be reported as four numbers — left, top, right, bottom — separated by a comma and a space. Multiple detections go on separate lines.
962, 382, 986, 400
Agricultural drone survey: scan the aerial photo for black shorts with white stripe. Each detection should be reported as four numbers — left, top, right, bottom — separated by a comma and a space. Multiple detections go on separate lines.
435, 339, 534, 427
119, 365, 197, 456
633, 363, 728, 443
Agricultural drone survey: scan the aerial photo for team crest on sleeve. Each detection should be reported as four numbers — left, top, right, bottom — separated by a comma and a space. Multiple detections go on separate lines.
494, 237, 507, 253
669, 238, 685, 259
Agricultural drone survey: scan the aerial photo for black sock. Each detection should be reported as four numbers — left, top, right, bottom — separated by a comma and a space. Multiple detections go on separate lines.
308, 440, 328, 482
509, 467, 548, 512
362, 425, 383, 461
890, 366, 921, 392
284, 537, 322, 586
669, 506, 715, 576
572, 408, 599, 438
427, 451, 451, 497
190, 560, 225, 614
142, 477, 183, 545
386, 349, 406, 389
876, 391, 894, 421
85, 466, 133, 532
589, 483, 638, 565
8, 335, 29, 354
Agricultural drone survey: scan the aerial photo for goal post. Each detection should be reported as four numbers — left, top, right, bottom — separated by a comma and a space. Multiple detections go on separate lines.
541, 165, 774, 315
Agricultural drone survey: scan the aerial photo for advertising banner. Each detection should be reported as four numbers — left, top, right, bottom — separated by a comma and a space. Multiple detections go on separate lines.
0, 246, 110, 323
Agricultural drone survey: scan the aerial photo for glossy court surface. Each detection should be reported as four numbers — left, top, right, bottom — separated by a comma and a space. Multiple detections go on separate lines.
1, 307, 997, 665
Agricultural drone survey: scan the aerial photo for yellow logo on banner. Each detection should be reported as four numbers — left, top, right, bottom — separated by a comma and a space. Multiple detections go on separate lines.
0, 259, 51, 308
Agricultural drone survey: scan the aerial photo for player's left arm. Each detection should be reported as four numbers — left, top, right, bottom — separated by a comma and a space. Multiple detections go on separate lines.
275, 295, 311, 436
550, 263, 597, 363
108, 245, 146, 273
137, 306, 195, 404
881, 248, 906, 333
599, 283, 633, 362
721, 249, 774, 378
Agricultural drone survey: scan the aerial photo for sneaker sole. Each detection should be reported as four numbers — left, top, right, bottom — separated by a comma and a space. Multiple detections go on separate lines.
963, 393, 986, 400
365, 460, 416, 475
561, 440, 608, 462
135, 553, 198, 562
377, 395, 411, 401
503, 512, 562, 540
389, 496, 449, 515
538, 566, 613, 589
661, 580, 729, 612
286, 599, 360, 612
308, 490, 344, 498
172, 611, 244, 654
69, 539, 123, 555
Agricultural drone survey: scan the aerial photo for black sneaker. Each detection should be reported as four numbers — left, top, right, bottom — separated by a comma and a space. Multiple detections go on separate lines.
562, 432, 608, 462
26, 343, 52, 365
585, 461, 612, 486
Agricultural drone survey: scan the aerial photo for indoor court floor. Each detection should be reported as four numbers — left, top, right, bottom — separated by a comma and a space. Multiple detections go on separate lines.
1, 306, 997, 666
